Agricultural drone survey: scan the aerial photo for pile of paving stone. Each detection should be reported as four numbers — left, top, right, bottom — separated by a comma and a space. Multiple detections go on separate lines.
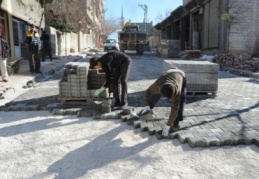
59, 62, 109, 99
183, 50, 202, 59
212, 53, 259, 72
156, 39, 181, 58
164, 60, 219, 96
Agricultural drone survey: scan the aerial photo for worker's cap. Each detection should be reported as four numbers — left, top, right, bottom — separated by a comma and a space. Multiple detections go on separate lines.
161, 83, 173, 98
29, 24, 35, 28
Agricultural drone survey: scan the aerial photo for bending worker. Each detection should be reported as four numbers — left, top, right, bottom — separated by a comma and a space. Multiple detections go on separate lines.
89, 51, 132, 108
138, 67, 187, 137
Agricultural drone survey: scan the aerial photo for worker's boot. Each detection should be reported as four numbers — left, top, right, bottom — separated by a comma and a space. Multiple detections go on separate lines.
121, 102, 128, 108
114, 99, 121, 107
169, 125, 180, 133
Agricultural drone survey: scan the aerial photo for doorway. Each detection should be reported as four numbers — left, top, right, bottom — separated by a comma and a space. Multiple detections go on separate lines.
12, 19, 27, 58
57, 33, 61, 55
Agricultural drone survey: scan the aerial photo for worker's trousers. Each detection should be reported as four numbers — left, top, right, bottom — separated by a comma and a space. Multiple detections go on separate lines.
173, 77, 187, 127
0, 56, 8, 80
112, 56, 132, 106
28, 46, 40, 73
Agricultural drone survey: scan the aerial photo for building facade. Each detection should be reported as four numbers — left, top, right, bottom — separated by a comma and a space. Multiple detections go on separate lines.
44, 0, 104, 55
0, 0, 104, 59
85, 0, 104, 48
155, 0, 259, 56
0, 0, 46, 58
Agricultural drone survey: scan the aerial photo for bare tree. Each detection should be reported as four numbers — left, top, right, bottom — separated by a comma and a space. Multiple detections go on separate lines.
155, 9, 172, 23
99, 15, 121, 38
45, 0, 100, 32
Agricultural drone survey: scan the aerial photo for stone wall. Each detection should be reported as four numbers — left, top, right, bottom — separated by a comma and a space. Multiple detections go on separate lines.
48, 27, 76, 56
48, 26, 97, 56
79, 32, 86, 51
70, 33, 78, 53
229, 0, 259, 56
60, 33, 73, 56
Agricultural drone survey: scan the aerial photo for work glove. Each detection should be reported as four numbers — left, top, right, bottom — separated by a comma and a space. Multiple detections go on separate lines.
137, 106, 153, 116
94, 86, 106, 97
138, 106, 154, 121
130, 108, 138, 117
162, 125, 170, 137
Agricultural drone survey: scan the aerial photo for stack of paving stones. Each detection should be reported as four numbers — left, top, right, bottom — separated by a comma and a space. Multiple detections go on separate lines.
164, 60, 219, 96
101, 99, 112, 113
78, 99, 125, 120
59, 62, 109, 99
87, 69, 106, 89
157, 39, 181, 58
51, 99, 113, 117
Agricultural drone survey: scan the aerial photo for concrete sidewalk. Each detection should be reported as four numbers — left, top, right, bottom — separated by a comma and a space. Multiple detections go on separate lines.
0, 54, 86, 106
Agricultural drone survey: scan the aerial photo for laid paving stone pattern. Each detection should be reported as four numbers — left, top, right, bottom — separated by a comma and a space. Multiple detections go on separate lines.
1, 55, 259, 147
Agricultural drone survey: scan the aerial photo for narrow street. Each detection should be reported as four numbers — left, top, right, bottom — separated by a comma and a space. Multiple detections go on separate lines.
0, 51, 259, 179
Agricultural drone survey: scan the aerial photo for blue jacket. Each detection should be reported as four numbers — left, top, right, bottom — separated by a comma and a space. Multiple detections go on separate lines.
25, 30, 41, 52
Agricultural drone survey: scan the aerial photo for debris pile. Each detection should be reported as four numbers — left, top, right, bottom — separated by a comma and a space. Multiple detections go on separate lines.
183, 50, 202, 59
212, 54, 259, 72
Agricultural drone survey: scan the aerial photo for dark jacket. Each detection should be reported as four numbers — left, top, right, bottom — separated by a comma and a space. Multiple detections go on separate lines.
98, 51, 131, 88
40, 32, 50, 47
144, 68, 186, 126
0, 38, 10, 59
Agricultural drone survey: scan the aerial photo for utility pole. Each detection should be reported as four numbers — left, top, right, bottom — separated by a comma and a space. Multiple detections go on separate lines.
121, 6, 124, 29
138, 4, 148, 33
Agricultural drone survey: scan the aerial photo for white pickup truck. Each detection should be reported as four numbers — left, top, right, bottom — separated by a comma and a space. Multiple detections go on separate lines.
103, 39, 120, 52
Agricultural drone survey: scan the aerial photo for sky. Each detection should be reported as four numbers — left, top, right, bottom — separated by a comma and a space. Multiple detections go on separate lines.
105, 0, 183, 38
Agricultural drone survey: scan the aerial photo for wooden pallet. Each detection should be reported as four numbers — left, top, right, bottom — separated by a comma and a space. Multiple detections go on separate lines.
58, 96, 113, 104
58, 97, 94, 104
186, 91, 217, 97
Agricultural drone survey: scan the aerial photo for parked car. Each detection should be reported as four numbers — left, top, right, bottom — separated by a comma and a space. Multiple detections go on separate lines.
103, 39, 120, 51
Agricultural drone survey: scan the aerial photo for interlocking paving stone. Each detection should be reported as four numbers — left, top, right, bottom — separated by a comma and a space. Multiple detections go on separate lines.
1, 54, 259, 148
133, 120, 141, 129
147, 126, 162, 135
188, 137, 207, 148
126, 116, 139, 125
140, 122, 152, 132
168, 133, 178, 139
253, 139, 259, 146
178, 133, 195, 143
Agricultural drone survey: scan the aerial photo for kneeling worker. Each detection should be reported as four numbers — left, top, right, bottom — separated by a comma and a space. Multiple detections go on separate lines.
89, 51, 132, 107
138, 68, 187, 137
